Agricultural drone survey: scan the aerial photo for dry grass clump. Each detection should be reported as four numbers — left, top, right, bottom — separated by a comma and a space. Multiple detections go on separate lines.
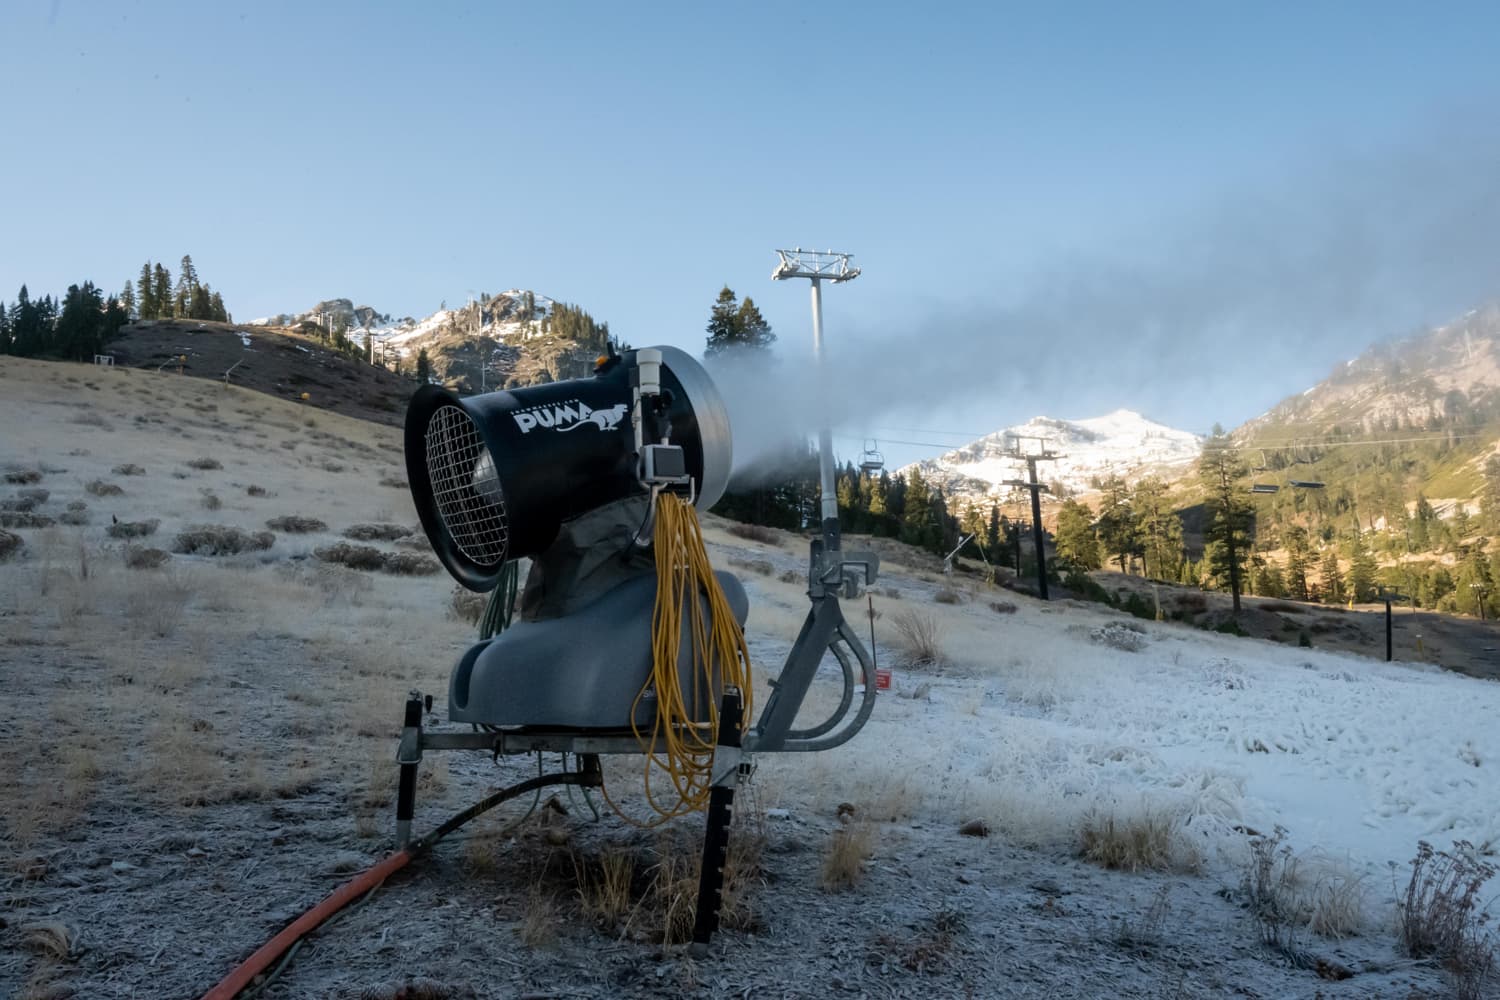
383, 551, 441, 576
728, 555, 775, 576
1239, 827, 1369, 954
112, 462, 146, 476
891, 608, 945, 668
726, 522, 782, 546
84, 479, 124, 496
173, 524, 275, 556
450, 586, 488, 625
342, 522, 414, 542
58, 503, 89, 525
1, 528, 24, 560
1091, 621, 1149, 652
2, 496, 39, 512
1079, 805, 1198, 874
1399, 841, 1496, 998
315, 541, 439, 575
1174, 592, 1208, 613
874, 908, 968, 973
199, 490, 222, 510
123, 545, 170, 570
379, 475, 408, 489
246, 484, 268, 497
314, 541, 387, 572
989, 600, 1017, 614
1, 510, 55, 528
20, 920, 77, 961
124, 571, 193, 636
107, 517, 159, 538
821, 821, 875, 891
184, 457, 222, 470
519, 887, 560, 949
933, 586, 964, 605
574, 847, 640, 929
4, 468, 43, 484
267, 515, 327, 533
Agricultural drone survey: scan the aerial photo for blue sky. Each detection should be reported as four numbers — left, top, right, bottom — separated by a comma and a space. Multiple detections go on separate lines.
5, 2, 1500, 468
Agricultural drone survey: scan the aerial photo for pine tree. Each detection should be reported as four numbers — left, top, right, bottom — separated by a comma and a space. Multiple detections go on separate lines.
1133, 476, 1183, 581
210, 291, 228, 322
1284, 524, 1311, 600
1096, 475, 1138, 573
733, 296, 776, 352
119, 282, 136, 320
1481, 457, 1500, 534
152, 264, 172, 319
1454, 544, 1496, 618
1199, 425, 1254, 612
1320, 547, 1346, 603
177, 255, 198, 317
704, 286, 741, 357
11, 285, 39, 355
0, 298, 10, 354
415, 348, 432, 384
137, 262, 155, 320
1345, 525, 1377, 602
901, 467, 933, 547
1054, 498, 1102, 569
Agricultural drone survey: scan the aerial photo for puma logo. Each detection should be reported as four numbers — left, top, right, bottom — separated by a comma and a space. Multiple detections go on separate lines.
512, 400, 629, 434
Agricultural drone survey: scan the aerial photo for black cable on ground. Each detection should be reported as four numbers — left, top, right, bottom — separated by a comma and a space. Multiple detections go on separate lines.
200, 767, 601, 1000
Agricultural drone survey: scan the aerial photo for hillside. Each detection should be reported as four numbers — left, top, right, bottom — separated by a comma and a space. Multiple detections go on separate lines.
1206, 305, 1500, 616
1, 355, 1493, 999
248, 289, 612, 393
102, 318, 416, 426
1233, 304, 1500, 504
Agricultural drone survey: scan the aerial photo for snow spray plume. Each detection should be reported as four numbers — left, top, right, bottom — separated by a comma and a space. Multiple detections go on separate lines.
727, 123, 1500, 459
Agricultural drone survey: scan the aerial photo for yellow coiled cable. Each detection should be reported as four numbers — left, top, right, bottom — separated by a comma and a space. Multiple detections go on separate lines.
612, 491, 754, 824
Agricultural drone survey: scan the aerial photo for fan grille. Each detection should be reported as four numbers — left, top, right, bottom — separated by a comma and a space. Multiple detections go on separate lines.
424, 404, 509, 567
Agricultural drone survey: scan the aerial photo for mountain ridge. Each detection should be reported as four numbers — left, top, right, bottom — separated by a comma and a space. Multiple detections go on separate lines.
900, 409, 1204, 505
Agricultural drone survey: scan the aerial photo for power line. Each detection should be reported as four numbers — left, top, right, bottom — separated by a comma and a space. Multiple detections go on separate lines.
1239, 432, 1497, 449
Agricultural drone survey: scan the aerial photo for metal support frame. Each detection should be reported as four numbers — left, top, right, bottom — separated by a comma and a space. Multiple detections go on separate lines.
772, 248, 859, 559
691, 687, 743, 955
1001, 436, 1063, 600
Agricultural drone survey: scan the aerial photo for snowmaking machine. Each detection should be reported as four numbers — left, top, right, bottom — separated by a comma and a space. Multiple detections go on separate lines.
394, 344, 880, 950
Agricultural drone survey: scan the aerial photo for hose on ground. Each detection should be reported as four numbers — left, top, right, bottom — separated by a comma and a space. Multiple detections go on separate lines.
198, 768, 599, 1000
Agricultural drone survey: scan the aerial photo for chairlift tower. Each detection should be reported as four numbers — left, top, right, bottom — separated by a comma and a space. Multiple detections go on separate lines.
772, 248, 861, 552
1001, 435, 1065, 600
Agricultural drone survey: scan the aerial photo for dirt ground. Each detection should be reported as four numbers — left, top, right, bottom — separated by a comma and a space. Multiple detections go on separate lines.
102, 319, 415, 427
1087, 571, 1500, 682
0, 356, 1473, 999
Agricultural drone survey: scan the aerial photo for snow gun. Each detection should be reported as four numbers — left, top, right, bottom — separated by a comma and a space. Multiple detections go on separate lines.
396, 345, 881, 951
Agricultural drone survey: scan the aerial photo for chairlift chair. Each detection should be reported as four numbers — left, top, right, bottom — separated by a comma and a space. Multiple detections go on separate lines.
1250, 484, 1280, 494
860, 440, 885, 475
1289, 479, 1325, 489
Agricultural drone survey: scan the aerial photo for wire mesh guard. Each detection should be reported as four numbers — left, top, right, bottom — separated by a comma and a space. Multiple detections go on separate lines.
425, 404, 510, 567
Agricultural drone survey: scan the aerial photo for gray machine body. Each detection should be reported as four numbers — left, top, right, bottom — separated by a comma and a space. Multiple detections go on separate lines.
447, 569, 748, 728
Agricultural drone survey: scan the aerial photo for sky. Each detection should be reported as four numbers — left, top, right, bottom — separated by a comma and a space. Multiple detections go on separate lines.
5, 1, 1500, 469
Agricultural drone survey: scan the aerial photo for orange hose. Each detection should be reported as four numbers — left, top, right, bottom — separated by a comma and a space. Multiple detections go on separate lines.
199, 848, 412, 1000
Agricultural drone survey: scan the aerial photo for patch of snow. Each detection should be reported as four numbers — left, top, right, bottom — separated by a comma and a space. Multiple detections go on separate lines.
903, 410, 1204, 502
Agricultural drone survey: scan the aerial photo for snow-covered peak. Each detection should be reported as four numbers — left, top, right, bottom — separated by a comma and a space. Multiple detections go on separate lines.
901, 410, 1203, 505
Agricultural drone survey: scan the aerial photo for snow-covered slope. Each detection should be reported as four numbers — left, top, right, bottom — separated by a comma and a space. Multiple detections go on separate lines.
904, 409, 1203, 503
